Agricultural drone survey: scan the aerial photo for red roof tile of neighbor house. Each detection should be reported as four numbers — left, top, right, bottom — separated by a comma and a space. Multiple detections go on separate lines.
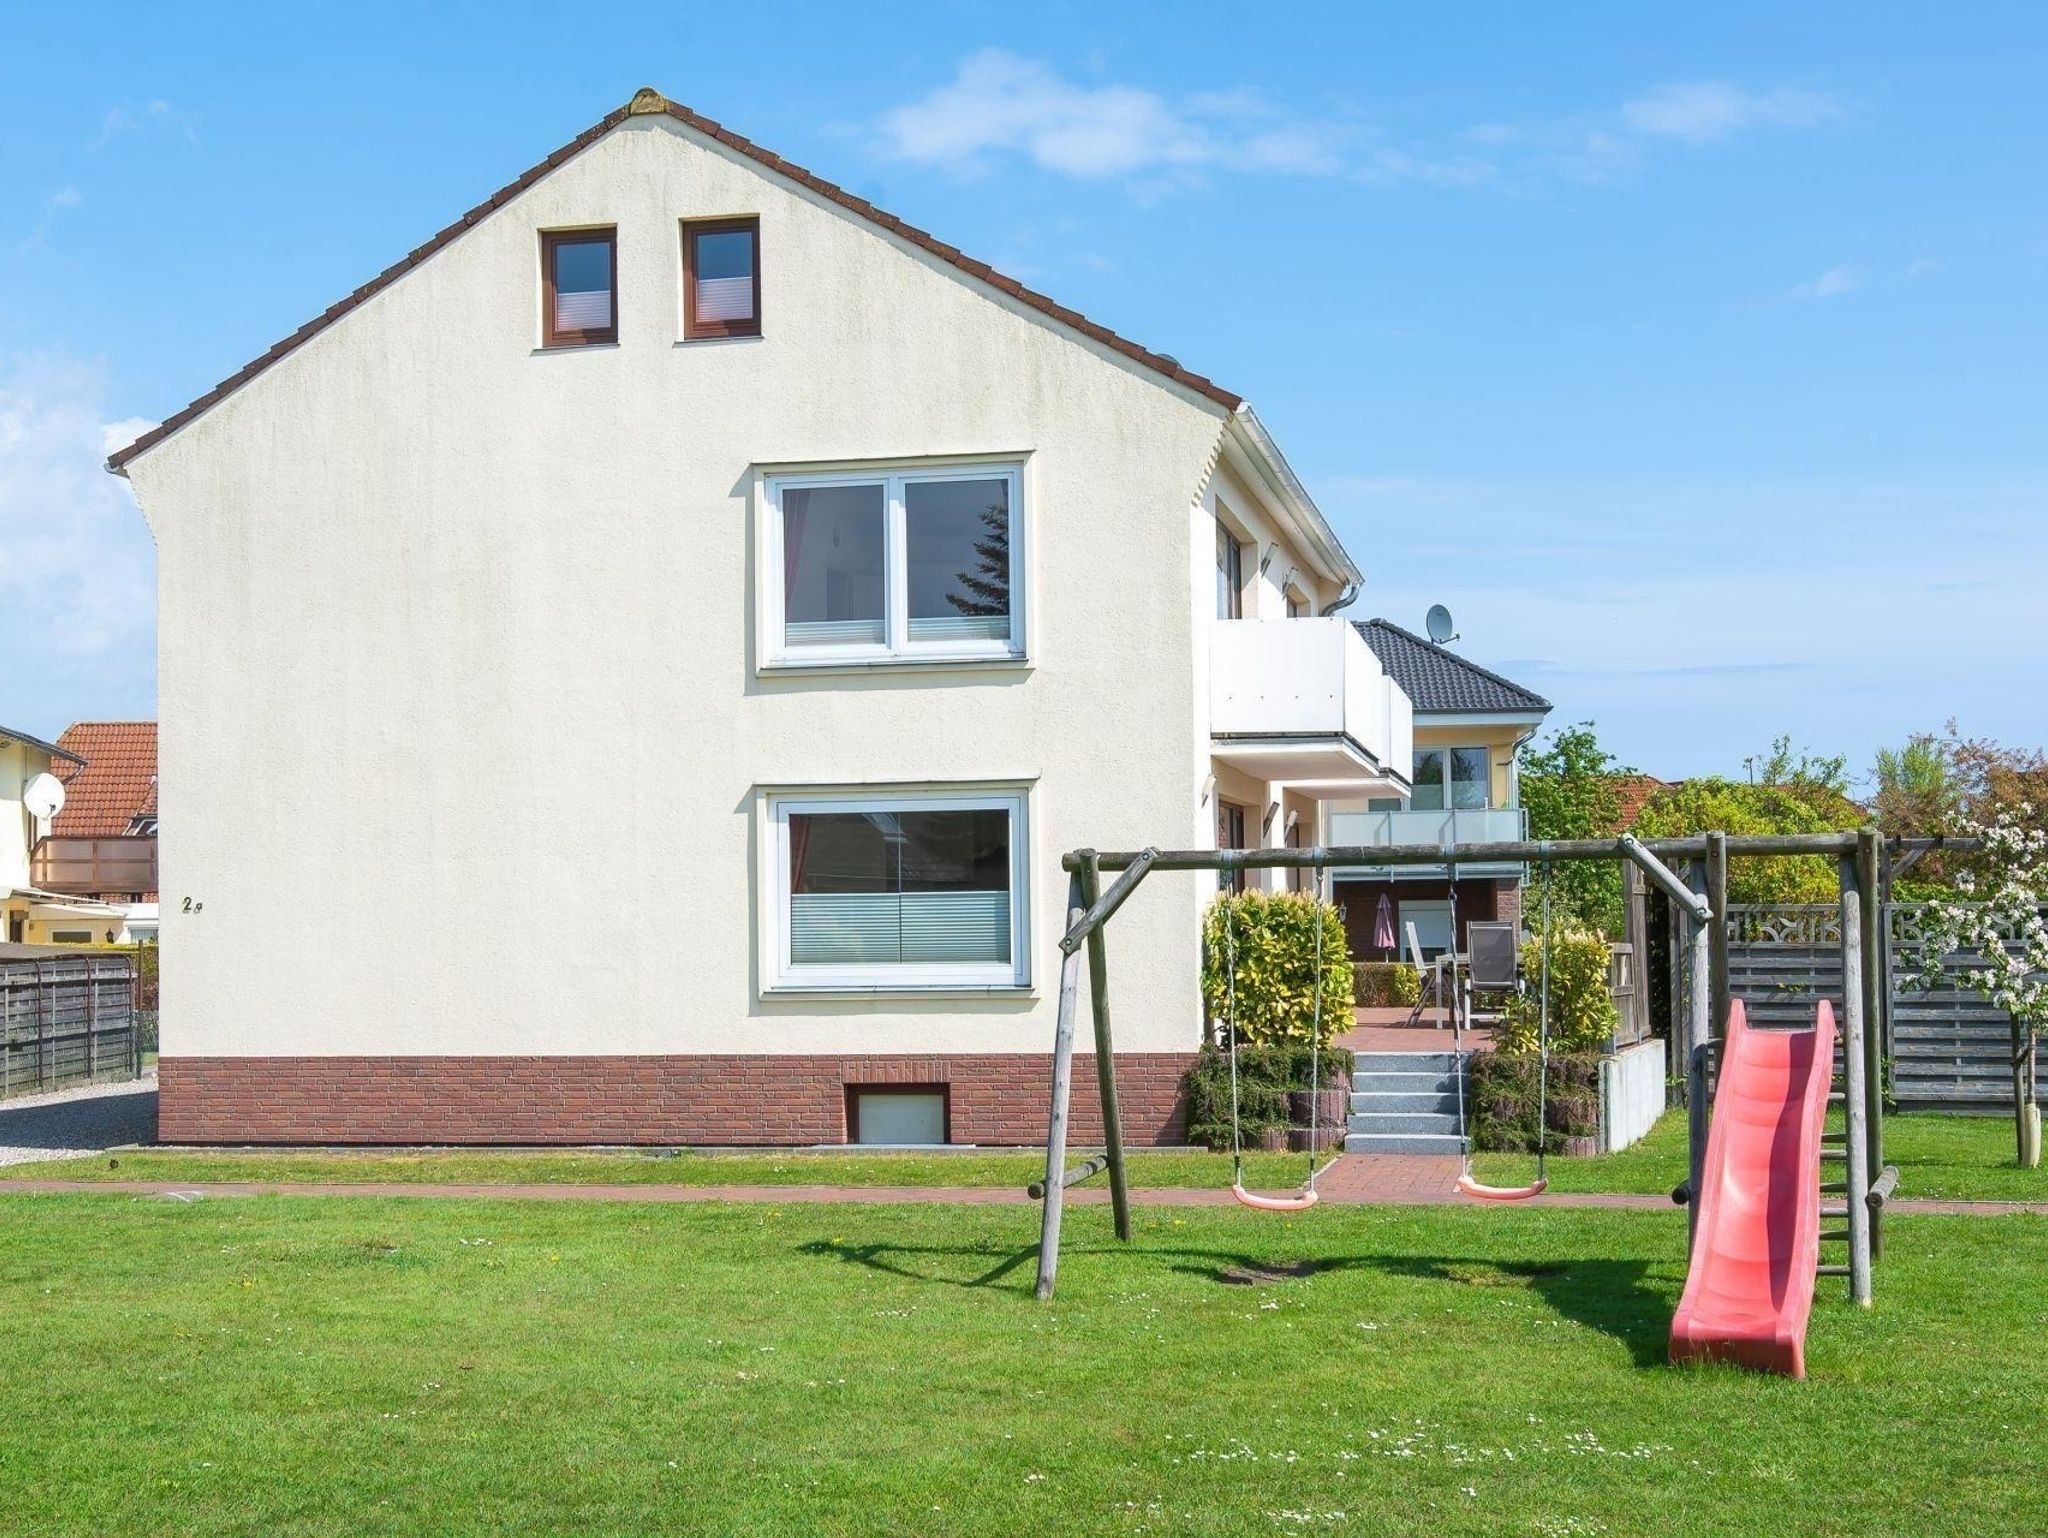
106, 88, 1240, 474
1609, 774, 1668, 830
50, 722, 157, 838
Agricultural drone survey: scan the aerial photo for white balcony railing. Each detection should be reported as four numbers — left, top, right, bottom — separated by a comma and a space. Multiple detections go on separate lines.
1209, 618, 1412, 779
1326, 806, 1529, 876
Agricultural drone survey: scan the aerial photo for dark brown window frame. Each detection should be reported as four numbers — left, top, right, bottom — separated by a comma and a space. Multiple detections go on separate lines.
682, 216, 762, 340
540, 227, 618, 348
844, 1083, 951, 1145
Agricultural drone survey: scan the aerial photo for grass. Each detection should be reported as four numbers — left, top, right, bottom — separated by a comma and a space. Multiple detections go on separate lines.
0, 1194, 2042, 1535
3, 1145, 1316, 1190
1472, 1110, 2047, 1203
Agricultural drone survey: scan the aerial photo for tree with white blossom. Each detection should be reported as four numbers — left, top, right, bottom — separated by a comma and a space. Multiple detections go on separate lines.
1914, 806, 2047, 1168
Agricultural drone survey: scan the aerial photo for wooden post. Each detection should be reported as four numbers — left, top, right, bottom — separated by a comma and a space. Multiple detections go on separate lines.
1034, 882, 1089, 1303
1839, 894, 1874, 1306
1686, 917, 1711, 1254
1705, 831, 1731, 1041
1856, 828, 1886, 1259
1078, 852, 1132, 1243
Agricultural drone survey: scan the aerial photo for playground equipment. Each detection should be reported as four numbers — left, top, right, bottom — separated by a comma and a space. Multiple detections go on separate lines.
1032, 832, 1946, 1345
1670, 997, 1836, 1378
1448, 857, 1553, 1201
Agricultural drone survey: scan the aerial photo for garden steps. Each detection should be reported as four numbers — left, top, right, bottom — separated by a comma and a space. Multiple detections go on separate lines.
1344, 1049, 1468, 1156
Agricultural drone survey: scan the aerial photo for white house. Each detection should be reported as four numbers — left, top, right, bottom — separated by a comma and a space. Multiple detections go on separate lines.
112, 89, 1411, 1147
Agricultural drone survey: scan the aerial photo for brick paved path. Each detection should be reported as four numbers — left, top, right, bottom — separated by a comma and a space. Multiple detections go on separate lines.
7, 1154, 2044, 1215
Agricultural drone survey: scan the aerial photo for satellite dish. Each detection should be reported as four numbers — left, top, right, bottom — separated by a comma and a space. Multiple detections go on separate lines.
23, 772, 65, 821
1424, 603, 1458, 645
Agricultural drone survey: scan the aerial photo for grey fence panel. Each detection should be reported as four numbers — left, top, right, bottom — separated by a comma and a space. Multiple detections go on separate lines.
0, 953, 141, 1100
1728, 902, 2041, 1112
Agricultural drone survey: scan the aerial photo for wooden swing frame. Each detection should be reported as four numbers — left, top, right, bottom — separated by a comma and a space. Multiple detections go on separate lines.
1030, 830, 1942, 1302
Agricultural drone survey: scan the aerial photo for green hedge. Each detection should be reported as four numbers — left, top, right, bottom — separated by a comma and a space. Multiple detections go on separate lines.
1184, 1043, 1356, 1151
1353, 961, 1422, 1008
1499, 929, 1616, 1053
1466, 1050, 1599, 1154
1199, 891, 1354, 1047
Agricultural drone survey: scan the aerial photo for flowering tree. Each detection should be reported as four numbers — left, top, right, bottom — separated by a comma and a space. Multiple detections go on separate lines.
1914, 806, 2048, 1168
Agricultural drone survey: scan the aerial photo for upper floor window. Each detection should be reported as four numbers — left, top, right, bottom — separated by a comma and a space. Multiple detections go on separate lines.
541, 228, 617, 347
684, 217, 760, 339
1285, 590, 1307, 619
764, 464, 1023, 667
1216, 523, 1244, 620
1411, 746, 1491, 811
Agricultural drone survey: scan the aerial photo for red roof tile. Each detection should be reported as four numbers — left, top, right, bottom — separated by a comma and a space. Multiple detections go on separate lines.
50, 722, 157, 838
107, 88, 1238, 473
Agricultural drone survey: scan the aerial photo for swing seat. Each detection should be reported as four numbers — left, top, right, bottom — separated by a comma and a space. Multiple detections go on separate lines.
1231, 1183, 1320, 1213
1454, 1174, 1548, 1202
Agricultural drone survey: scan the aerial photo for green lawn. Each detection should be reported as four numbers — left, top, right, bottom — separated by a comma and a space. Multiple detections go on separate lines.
0, 1195, 2041, 1535
1472, 1110, 2048, 1204
3, 1146, 1312, 1190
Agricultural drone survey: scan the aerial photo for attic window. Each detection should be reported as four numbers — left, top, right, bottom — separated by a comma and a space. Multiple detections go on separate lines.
542, 229, 617, 347
683, 217, 760, 339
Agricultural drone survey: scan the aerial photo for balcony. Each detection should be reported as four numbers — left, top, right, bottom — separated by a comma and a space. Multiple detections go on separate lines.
1209, 619, 1413, 796
30, 837, 157, 900
1326, 806, 1529, 880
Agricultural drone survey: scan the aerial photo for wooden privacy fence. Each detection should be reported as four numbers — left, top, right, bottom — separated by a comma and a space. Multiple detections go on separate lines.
1727, 903, 2042, 1112
0, 952, 142, 1101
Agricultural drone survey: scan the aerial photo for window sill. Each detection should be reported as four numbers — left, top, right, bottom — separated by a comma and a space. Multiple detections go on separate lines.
532, 341, 620, 355
759, 654, 1031, 679
675, 333, 763, 347
763, 983, 1038, 1002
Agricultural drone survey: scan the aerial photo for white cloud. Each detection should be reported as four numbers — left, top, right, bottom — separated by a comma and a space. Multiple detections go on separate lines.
1792, 264, 1857, 299
18, 187, 82, 250
90, 98, 197, 149
0, 357, 157, 724
1621, 81, 1846, 145
877, 50, 1345, 180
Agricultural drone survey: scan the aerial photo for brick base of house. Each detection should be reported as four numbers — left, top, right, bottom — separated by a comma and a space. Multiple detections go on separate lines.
156, 1053, 1196, 1147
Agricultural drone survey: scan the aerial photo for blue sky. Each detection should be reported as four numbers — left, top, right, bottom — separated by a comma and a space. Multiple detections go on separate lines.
3, 2, 2043, 779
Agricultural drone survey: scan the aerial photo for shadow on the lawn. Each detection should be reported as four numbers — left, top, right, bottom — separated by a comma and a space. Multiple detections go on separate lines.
800, 1236, 1673, 1365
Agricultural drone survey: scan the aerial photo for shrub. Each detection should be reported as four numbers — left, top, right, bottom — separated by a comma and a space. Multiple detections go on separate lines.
1467, 1050, 1600, 1153
1499, 928, 1618, 1054
1353, 961, 1422, 1008
1184, 1042, 1356, 1151
1199, 891, 1354, 1048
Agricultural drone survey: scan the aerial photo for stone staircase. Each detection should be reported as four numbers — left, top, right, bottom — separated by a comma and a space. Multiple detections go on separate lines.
1345, 1049, 1469, 1155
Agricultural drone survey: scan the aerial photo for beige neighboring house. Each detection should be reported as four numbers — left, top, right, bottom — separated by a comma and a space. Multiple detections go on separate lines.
109, 88, 1414, 1148
0, 725, 128, 946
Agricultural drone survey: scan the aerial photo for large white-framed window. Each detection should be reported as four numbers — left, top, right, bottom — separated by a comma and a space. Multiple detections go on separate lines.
1410, 746, 1491, 811
767, 788, 1030, 991
762, 463, 1025, 668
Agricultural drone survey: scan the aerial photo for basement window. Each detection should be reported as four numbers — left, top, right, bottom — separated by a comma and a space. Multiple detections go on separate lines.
847, 1087, 950, 1145
683, 217, 760, 339
541, 228, 617, 347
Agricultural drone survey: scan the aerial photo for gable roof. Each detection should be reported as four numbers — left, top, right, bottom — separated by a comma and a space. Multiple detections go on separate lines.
1353, 619, 1551, 717
50, 722, 157, 838
0, 726, 85, 769
107, 87, 1240, 475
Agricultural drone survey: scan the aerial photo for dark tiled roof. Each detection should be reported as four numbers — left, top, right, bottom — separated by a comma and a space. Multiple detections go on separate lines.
1354, 619, 1552, 716
107, 88, 1238, 473
51, 722, 157, 838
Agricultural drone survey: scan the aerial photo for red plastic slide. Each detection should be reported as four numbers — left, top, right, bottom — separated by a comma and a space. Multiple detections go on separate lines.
1669, 999, 1836, 1379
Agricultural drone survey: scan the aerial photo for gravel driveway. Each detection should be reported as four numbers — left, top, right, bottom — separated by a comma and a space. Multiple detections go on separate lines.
0, 1075, 158, 1166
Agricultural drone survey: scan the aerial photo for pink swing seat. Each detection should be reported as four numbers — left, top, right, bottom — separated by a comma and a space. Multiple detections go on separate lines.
1231, 1183, 1320, 1213
1455, 1174, 1549, 1202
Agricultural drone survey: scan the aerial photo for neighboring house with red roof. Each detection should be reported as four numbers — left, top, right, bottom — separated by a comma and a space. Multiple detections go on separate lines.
32, 724, 159, 939
108, 88, 1417, 1147
0, 724, 132, 946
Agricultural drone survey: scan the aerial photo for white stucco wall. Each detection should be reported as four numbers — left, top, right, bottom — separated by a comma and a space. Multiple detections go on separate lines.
125, 113, 1236, 1057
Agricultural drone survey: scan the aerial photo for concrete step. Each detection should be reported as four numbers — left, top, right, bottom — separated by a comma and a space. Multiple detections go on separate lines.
1350, 1090, 1461, 1116
1350, 1068, 1460, 1095
1352, 1051, 1463, 1075
1345, 1131, 1470, 1155
1348, 1110, 1463, 1137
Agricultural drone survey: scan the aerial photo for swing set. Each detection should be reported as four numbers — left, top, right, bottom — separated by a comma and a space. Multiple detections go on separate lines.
1032, 828, 1945, 1314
